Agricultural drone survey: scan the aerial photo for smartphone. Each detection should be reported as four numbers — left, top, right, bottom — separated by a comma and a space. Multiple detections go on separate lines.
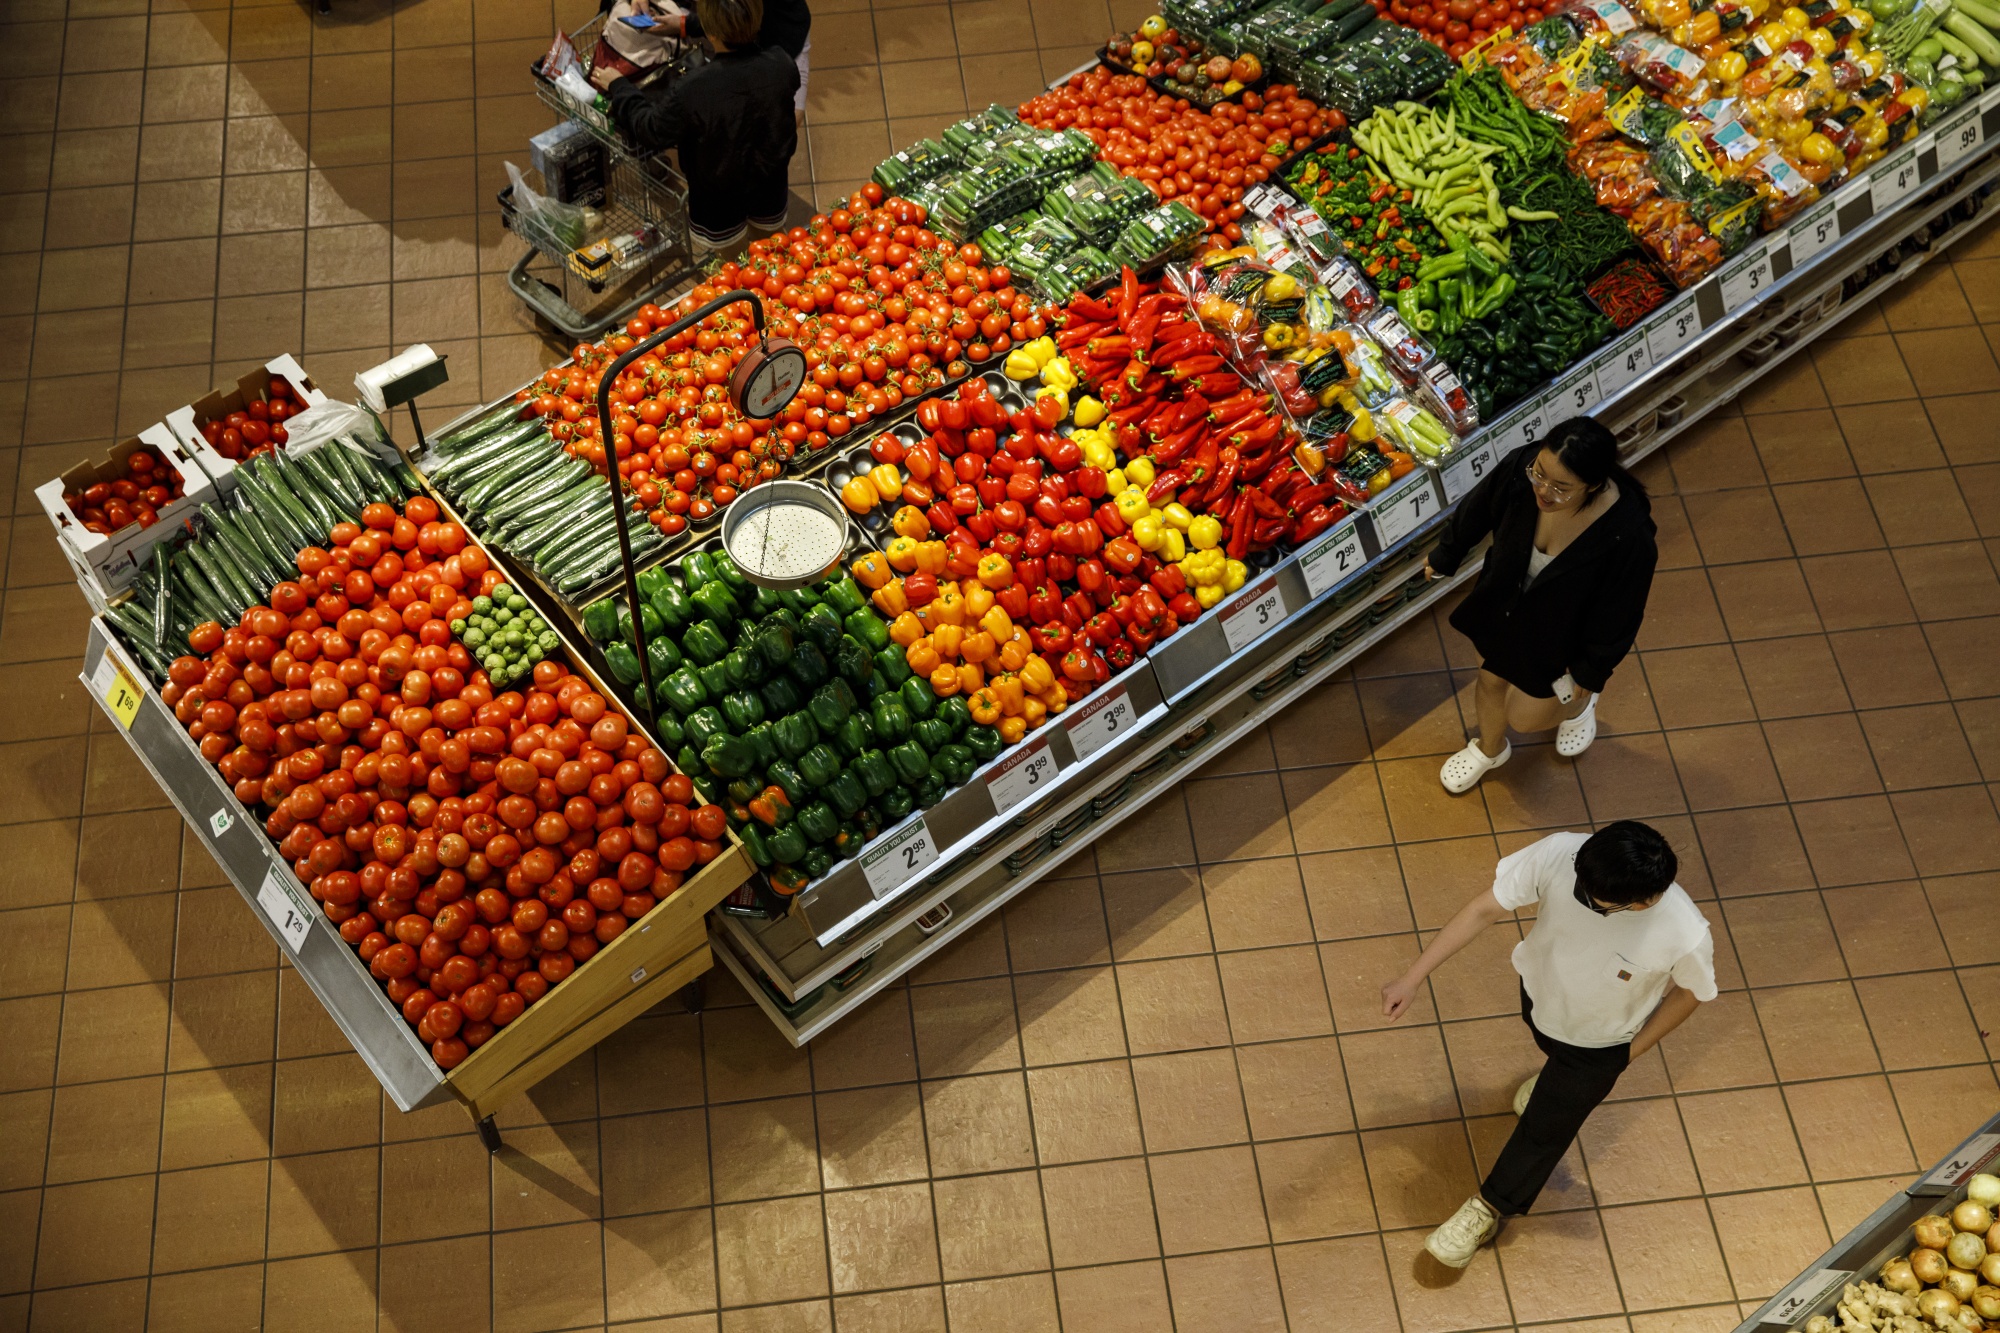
621, 13, 658, 27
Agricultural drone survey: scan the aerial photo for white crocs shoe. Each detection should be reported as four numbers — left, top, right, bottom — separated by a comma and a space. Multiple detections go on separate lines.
1441, 740, 1510, 793
1556, 695, 1598, 757
1552, 673, 1577, 705
1425, 1194, 1502, 1268
1513, 1072, 1538, 1117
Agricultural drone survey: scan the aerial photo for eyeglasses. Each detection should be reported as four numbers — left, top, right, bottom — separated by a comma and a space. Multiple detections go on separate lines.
1573, 881, 1646, 915
1526, 462, 1579, 500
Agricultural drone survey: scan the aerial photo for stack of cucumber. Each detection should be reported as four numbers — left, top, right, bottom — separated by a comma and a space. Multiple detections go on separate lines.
421, 402, 667, 599
104, 440, 417, 682
582, 549, 1006, 896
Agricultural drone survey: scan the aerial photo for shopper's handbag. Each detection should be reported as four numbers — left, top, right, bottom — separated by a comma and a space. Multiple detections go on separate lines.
594, 0, 682, 80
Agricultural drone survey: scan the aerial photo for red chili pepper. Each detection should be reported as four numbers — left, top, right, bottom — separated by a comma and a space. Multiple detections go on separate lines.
1146, 470, 1186, 505
1227, 493, 1254, 561
1071, 293, 1115, 321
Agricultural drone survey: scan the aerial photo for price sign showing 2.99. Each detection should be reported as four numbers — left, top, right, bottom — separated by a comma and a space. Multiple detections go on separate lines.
860, 816, 937, 900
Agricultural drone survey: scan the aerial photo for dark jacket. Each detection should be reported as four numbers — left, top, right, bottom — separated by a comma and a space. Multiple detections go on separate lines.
599, 0, 812, 58
1427, 443, 1657, 694
607, 46, 799, 223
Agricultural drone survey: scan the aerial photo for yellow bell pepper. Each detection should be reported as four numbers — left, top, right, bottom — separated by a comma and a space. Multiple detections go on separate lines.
1036, 385, 1069, 413
1160, 528, 1186, 563
990, 671, 1025, 716
1195, 582, 1223, 608
889, 611, 924, 646
906, 638, 940, 676
1114, 487, 1151, 524
1024, 336, 1058, 368
840, 475, 878, 514
1349, 406, 1375, 443
963, 582, 994, 620
931, 622, 964, 659
851, 551, 891, 589
884, 535, 921, 572
1003, 349, 1039, 381
931, 587, 966, 626
997, 631, 1029, 674
1020, 655, 1054, 694
1123, 455, 1155, 488
998, 716, 1027, 743
913, 541, 949, 576
1132, 514, 1165, 552
960, 630, 996, 664
976, 552, 1014, 589
979, 605, 1014, 643
890, 505, 930, 540
1189, 515, 1223, 550
1081, 439, 1117, 471
1072, 395, 1105, 428
1042, 689, 1066, 715
1223, 559, 1247, 593
1103, 468, 1127, 494
956, 662, 983, 695
1161, 502, 1193, 532
1021, 696, 1047, 728
930, 665, 963, 697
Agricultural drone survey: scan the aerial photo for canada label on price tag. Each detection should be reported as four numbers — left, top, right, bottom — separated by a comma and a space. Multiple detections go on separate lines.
859, 816, 937, 900
1371, 471, 1439, 547
255, 865, 314, 953
1922, 1132, 2000, 1188
1720, 242, 1775, 312
1220, 575, 1288, 653
1438, 435, 1499, 505
1759, 1270, 1851, 1325
985, 736, 1058, 816
1787, 198, 1840, 268
91, 652, 143, 729
1299, 518, 1367, 597
1595, 334, 1651, 399
1873, 141, 1926, 214
1065, 683, 1136, 760
1936, 106, 1985, 170
1647, 295, 1703, 362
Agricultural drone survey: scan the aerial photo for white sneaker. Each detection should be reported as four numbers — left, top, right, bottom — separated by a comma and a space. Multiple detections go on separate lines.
1513, 1072, 1538, 1117
1441, 740, 1510, 793
1552, 673, 1577, 705
1424, 1194, 1502, 1268
1555, 695, 1598, 757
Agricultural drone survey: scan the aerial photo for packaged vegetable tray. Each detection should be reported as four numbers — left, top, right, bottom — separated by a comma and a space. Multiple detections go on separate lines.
1043, 161, 1159, 244
1033, 245, 1119, 303
1111, 201, 1207, 270
940, 104, 1022, 161
873, 138, 956, 192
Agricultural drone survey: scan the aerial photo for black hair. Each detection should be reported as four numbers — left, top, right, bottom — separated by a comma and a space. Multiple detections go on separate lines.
1574, 820, 1678, 905
698, 0, 762, 46
1539, 417, 1643, 503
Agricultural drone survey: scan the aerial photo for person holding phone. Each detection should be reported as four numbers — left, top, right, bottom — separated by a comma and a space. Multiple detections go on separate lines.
1379, 822, 1714, 1267
601, 0, 812, 118
592, 0, 799, 252
1422, 418, 1658, 793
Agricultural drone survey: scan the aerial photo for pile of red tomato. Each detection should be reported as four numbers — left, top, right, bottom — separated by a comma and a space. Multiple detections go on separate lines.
163, 495, 723, 1069
194, 376, 304, 461
63, 447, 184, 534
1018, 70, 1341, 243
1373, 0, 1548, 55
517, 186, 1031, 539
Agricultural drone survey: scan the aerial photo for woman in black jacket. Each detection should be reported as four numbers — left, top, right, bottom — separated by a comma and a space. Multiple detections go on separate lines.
1423, 419, 1658, 793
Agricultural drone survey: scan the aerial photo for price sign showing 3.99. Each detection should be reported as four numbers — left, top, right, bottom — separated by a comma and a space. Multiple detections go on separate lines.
1219, 575, 1289, 654
1065, 683, 1137, 761
860, 816, 937, 900
985, 735, 1059, 816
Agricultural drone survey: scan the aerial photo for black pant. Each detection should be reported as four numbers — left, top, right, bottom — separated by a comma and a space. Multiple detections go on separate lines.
1480, 984, 1629, 1216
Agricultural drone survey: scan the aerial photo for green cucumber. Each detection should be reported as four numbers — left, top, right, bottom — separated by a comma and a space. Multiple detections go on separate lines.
496, 477, 604, 543
171, 559, 229, 627
203, 505, 280, 590
460, 445, 556, 513
434, 401, 526, 450
183, 537, 251, 614
486, 457, 593, 526
327, 438, 391, 505
428, 420, 547, 484
297, 445, 363, 513
255, 455, 329, 543
273, 448, 342, 535
234, 466, 312, 555
516, 485, 613, 554
227, 491, 294, 575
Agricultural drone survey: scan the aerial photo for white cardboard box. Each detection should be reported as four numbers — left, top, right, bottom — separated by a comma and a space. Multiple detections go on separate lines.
167, 353, 329, 485
38, 422, 223, 611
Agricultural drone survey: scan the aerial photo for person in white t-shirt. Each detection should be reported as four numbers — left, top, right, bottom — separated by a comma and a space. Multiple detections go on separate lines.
1379, 822, 1717, 1268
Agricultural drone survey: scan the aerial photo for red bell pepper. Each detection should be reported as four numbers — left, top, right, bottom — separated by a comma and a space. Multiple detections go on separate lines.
1072, 467, 1107, 500
1042, 435, 1081, 472
989, 530, 1023, 561
1133, 587, 1167, 630
1093, 501, 1127, 538
1062, 648, 1097, 682
967, 426, 997, 456
1104, 638, 1136, 670
1085, 612, 1121, 647
926, 501, 959, 534
975, 477, 1007, 508
996, 583, 1030, 619
938, 399, 967, 431
948, 483, 980, 516
1150, 564, 1187, 599
904, 572, 938, 607
968, 394, 1005, 430
1032, 494, 1062, 528
1105, 596, 1135, 629
1075, 558, 1106, 594
917, 400, 943, 433
1061, 591, 1093, 628
1169, 591, 1201, 621
1103, 535, 1143, 576
1126, 620, 1157, 651
1027, 581, 1062, 624
1059, 494, 1093, 522
1004, 472, 1038, 503
1045, 554, 1074, 583
1020, 522, 1052, 558
1032, 395, 1065, 430
1031, 622, 1072, 655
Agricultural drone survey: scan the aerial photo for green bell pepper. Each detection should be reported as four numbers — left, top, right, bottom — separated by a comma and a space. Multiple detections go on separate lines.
822, 769, 868, 818
786, 640, 831, 689
651, 712, 685, 749
738, 821, 774, 867
900, 676, 937, 720
702, 731, 756, 779
871, 696, 911, 745
852, 748, 896, 797
723, 646, 766, 689
711, 552, 751, 591
796, 799, 839, 844
914, 774, 948, 808
801, 602, 844, 655
873, 646, 912, 687
690, 579, 738, 630
800, 846, 833, 880
766, 761, 810, 809
646, 636, 683, 680
935, 695, 970, 736
867, 672, 897, 701
583, 598, 620, 643
650, 582, 692, 630
833, 711, 877, 760
658, 668, 708, 716
773, 711, 819, 760
720, 690, 766, 731
912, 716, 954, 753
760, 675, 803, 717
684, 706, 731, 750
888, 740, 931, 784
881, 785, 915, 818
696, 660, 732, 700
742, 720, 778, 770
933, 742, 975, 786
845, 608, 891, 652
798, 742, 842, 788
964, 722, 1002, 761
749, 587, 784, 617
682, 619, 730, 666
636, 566, 672, 601
821, 574, 868, 615
767, 822, 807, 865
617, 603, 662, 644
778, 586, 821, 617
681, 550, 716, 590
754, 619, 795, 668
675, 744, 706, 782
726, 777, 760, 807
833, 821, 864, 858
809, 680, 854, 733
603, 641, 642, 685
835, 633, 874, 687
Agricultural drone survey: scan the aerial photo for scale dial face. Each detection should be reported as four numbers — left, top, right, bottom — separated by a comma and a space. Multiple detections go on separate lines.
731, 338, 807, 420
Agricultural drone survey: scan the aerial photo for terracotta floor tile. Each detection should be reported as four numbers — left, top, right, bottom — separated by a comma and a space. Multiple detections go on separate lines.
1013, 966, 1124, 1067
1497, 1210, 1627, 1322
1856, 970, 1987, 1070
1749, 408, 1853, 483
1441, 1012, 1543, 1118
1575, 1096, 1702, 1205
1166, 1248, 1289, 1333
1752, 980, 1882, 1082
1861, 703, 1985, 790
1892, 1063, 2000, 1163
806, 992, 916, 1092
1002, 876, 1109, 973
148, 1266, 261, 1333
710, 1096, 817, 1205
1925, 872, 2000, 964
1661, 991, 1776, 1092
1270, 676, 1375, 767
1341, 1024, 1463, 1129
1148, 1144, 1271, 1254
1671, 415, 1767, 492
1427, 923, 1529, 1022
1298, 846, 1414, 941
833, 1287, 946, 1332
1202, 856, 1313, 952
932, 1170, 1049, 1280
1742, 353, 1830, 413
1360, 1119, 1480, 1230
1822, 882, 1951, 975
1380, 1225, 1515, 1333
1130, 1047, 1248, 1152
1761, 713, 1883, 802
1926, 615, 2000, 699
1274, 1235, 1404, 1333
1358, 672, 1472, 759
1677, 1086, 1810, 1193
825, 1182, 939, 1293
1724, 892, 1848, 987
1578, 733, 1690, 822
1801, 550, 1919, 631
1791, 794, 1917, 886
1810, 333, 1917, 405
1635, 568, 1729, 649
921, 1072, 1034, 1177
1709, 560, 1822, 639
1093, 793, 1196, 873
1784, 1074, 1917, 1178
1686, 489, 1797, 564
1216, 944, 1334, 1043
815, 1085, 926, 1190
1691, 805, 1814, 898
1895, 540, 2000, 620
1052, 1261, 1175, 1333
1023, 1059, 1142, 1166
1668, 724, 1785, 811
1601, 1198, 1736, 1310
1100, 865, 1210, 961
1379, 755, 1495, 841
1900, 326, 2000, 398
910, 977, 1020, 1077
1187, 773, 1297, 863
1114, 955, 1231, 1055
1965, 699, 2000, 780
1481, 743, 1592, 833
1828, 623, 1948, 708
1041, 1157, 1159, 1268
1397, 836, 1504, 930
1281, 763, 1391, 853
1818, 1174, 1918, 1237
1318, 933, 1431, 1031
34, 1173, 155, 1287
1709, 1185, 1833, 1301
943, 1273, 1060, 1333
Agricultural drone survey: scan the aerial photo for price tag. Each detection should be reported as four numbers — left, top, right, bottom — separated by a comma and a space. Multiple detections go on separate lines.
1438, 435, 1499, 505
1759, 1270, 1851, 1325
1936, 106, 1985, 170
1065, 683, 1135, 761
209, 810, 234, 837
91, 652, 142, 729
1243, 184, 1282, 218
1922, 1132, 2000, 1188
1873, 141, 1926, 214
1510, 401, 1550, 451
1542, 364, 1601, 426
1220, 575, 1288, 653
1720, 241, 1775, 312
255, 865, 313, 954
859, 815, 937, 900
1787, 199, 1840, 268
1299, 518, 1366, 597
985, 736, 1058, 815
1371, 471, 1439, 547
1594, 334, 1650, 399
1647, 295, 1702, 362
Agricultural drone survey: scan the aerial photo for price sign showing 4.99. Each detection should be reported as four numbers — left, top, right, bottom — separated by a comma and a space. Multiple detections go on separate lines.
1872, 141, 1925, 215
985, 736, 1058, 816
860, 815, 937, 900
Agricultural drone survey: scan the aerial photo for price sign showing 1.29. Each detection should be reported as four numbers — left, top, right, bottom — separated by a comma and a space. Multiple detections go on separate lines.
1299, 519, 1367, 597
985, 736, 1058, 816
860, 815, 937, 900
1064, 683, 1135, 761
1220, 576, 1288, 654
256, 866, 313, 954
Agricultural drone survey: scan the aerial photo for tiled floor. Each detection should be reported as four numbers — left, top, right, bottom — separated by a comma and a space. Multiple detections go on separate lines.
3, 1, 2000, 1331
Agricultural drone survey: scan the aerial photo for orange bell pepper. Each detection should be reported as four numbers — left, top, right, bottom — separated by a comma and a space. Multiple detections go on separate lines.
963, 583, 995, 620
960, 629, 996, 664
872, 580, 909, 616
868, 463, 903, 499
976, 552, 1014, 589
998, 716, 1027, 743
890, 505, 930, 540
979, 605, 1014, 643
931, 588, 966, 626
1042, 689, 1067, 715
850, 551, 891, 589
1020, 655, 1054, 693
931, 622, 964, 660
968, 688, 1002, 725
990, 672, 1025, 715
997, 630, 1029, 673
889, 611, 924, 647
913, 541, 949, 576
956, 661, 983, 694
1022, 696, 1047, 727
885, 536, 920, 572
840, 476, 878, 514
929, 664, 962, 697
906, 639, 941, 676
